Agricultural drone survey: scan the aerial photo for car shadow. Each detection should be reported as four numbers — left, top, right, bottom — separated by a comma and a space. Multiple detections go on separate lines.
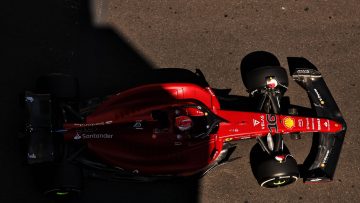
1, 0, 208, 203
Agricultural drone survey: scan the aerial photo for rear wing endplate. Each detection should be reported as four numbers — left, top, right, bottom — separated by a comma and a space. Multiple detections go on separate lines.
25, 92, 55, 164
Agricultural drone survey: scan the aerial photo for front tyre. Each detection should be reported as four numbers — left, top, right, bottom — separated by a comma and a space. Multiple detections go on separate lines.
260, 175, 298, 188
250, 144, 299, 188
242, 66, 289, 92
256, 156, 299, 188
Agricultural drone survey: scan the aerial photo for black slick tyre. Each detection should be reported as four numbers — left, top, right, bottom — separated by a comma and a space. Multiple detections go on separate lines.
242, 66, 289, 91
44, 162, 82, 198
250, 144, 299, 188
256, 156, 299, 188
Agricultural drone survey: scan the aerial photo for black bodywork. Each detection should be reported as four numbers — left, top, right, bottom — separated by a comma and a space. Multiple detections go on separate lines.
288, 57, 346, 182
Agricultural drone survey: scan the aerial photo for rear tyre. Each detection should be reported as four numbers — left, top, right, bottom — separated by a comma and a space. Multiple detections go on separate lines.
250, 144, 299, 188
44, 162, 82, 198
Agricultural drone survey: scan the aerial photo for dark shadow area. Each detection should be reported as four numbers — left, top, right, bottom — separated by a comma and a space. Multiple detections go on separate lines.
215, 93, 254, 111
76, 178, 200, 203
1, 1, 209, 202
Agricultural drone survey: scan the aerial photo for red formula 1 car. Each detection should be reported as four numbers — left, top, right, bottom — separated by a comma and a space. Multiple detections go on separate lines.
24, 57, 346, 197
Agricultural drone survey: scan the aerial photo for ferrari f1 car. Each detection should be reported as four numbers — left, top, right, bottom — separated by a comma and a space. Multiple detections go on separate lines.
24, 57, 346, 197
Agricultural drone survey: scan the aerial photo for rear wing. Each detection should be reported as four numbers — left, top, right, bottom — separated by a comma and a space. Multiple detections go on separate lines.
288, 57, 346, 183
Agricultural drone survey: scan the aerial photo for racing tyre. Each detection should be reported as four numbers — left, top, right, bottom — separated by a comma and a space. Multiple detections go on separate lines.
242, 66, 289, 92
36, 73, 79, 99
44, 162, 82, 198
250, 144, 299, 188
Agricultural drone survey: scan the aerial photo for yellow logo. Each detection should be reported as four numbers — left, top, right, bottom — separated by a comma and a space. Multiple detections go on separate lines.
224, 138, 233, 142
283, 117, 295, 129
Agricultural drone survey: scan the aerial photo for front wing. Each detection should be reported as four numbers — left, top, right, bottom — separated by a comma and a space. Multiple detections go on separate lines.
289, 58, 347, 183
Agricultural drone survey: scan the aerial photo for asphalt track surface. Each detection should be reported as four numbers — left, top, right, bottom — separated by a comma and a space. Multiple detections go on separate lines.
2, 1, 360, 202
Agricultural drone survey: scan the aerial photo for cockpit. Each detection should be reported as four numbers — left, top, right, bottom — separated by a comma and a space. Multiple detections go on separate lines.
151, 104, 220, 138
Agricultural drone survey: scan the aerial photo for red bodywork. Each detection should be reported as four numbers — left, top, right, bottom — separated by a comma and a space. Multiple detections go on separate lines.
63, 83, 343, 175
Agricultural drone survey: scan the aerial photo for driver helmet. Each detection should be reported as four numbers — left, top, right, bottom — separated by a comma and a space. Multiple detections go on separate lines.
175, 115, 193, 131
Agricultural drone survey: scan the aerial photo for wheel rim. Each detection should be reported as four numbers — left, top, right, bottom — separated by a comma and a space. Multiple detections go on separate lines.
45, 188, 80, 197
273, 179, 287, 186
55, 191, 69, 196
261, 176, 298, 188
